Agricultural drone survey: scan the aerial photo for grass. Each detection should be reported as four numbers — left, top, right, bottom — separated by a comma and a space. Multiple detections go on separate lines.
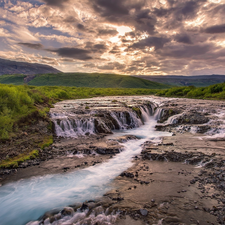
0, 150, 39, 168
0, 83, 162, 140
1, 82, 225, 141
27, 73, 171, 89
39, 135, 53, 149
0, 75, 26, 85
157, 82, 225, 100
132, 107, 142, 118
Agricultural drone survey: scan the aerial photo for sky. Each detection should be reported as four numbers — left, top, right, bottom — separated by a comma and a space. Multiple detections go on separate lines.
0, 0, 225, 75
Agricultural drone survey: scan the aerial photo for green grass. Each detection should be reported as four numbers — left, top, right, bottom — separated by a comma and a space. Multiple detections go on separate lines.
1, 82, 224, 141
157, 82, 225, 99
39, 135, 53, 149
28, 73, 170, 89
0, 75, 26, 85
0, 84, 161, 140
0, 150, 39, 168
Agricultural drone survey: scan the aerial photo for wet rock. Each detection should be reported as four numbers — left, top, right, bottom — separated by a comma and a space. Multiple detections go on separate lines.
117, 135, 139, 143
139, 208, 148, 216
80, 203, 88, 211
163, 217, 181, 223
61, 207, 74, 216
112, 197, 124, 201
158, 108, 181, 123
96, 147, 121, 155
120, 172, 134, 178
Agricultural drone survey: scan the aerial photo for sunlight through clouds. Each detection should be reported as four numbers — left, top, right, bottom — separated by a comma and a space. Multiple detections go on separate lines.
0, 0, 225, 75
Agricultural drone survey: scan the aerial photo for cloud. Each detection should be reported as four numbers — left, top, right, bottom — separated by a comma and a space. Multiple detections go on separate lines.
18, 42, 43, 49
204, 24, 225, 33
63, 16, 77, 23
98, 29, 118, 36
129, 36, 170, 50
42, 0, 70, 8
174, 33, 193, 44
98, 62, 126, 70
160, 44, 212, 59
77, 24, 85, 30
47, 47, 93, 60
1, 0, 225, 75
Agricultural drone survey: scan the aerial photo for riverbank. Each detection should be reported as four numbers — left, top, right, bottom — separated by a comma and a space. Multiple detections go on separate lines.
0, 96, 225, 225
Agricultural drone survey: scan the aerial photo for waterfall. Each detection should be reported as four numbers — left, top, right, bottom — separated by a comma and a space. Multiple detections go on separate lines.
154, 108, 164, 120
52, 114, 95, 138
109, 111, 142, 130
109, 111, 125, 129
165, 112, 184, 125
51, 102, 159, 138
140, 105, 152, 122
0, 116, 172, 225
128, 111, 142, 128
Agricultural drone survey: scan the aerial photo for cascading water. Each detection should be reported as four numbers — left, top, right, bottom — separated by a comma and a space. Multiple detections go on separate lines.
0, 101, 171, 225
52, 108, 147, 138
154, 108, 164, 121
165, 112, 184, 125
140, 105, 152, 122
52, 114, 96, 138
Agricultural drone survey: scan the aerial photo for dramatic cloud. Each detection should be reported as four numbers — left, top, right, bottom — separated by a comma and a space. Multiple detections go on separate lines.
204, 24, 225, 33
98, 29, 118, 36
1, 0, 225, 75
42, 0, 70, 8
174, 34, 193, 44
129, 37, 170, 50
18, 43, 43, 50
47, 48, 93, 60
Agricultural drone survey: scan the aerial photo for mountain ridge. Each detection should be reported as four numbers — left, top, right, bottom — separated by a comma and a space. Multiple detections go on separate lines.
134, 75, 225, 87
0, 58, 60, 75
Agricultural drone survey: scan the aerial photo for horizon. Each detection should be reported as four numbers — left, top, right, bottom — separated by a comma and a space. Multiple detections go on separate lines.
1, 0, 225, 76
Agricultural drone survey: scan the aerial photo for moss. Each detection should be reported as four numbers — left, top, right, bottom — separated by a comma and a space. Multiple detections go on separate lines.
169, 109, 174, 115
85, 106, 90, 109
132, 107, 142, 118
0, 150, 39, 168
39, 135, 53, 149
38, 107, 50, 118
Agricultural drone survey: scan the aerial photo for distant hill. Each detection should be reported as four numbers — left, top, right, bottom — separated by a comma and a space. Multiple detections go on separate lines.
134, 75, 225, 87
27, 73, 170, 89
0, 58, 60, 76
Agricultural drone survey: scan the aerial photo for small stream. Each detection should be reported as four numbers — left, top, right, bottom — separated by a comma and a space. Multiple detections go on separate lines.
0, 101, 172, 225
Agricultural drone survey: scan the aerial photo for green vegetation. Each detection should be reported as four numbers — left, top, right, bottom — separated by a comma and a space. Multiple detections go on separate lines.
0, 150, 39, 168
1, 81, 224, 142
132, 107, 142, 118
39, 135, 53, 149
157, 82, 225, 99
0, 83, 160, 140
0, 75, 26, 85
27, 73, 170, 89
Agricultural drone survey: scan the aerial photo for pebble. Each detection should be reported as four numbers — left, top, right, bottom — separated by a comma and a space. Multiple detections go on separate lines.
140, 209, 148, 216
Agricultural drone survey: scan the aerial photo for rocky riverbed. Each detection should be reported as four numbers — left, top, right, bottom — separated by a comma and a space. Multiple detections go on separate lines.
1, 96, 225, 225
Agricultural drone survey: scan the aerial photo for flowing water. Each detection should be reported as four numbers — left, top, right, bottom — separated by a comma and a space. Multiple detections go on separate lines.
0, 101, 172, 225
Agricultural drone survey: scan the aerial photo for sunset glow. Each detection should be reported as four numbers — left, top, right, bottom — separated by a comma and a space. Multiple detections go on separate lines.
0, 0, 225, 75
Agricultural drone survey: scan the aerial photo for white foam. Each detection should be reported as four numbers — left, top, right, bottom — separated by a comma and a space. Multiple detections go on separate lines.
0, 111, 171, 225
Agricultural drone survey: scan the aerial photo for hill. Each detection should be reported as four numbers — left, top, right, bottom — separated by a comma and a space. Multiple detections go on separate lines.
134, 75, 225, 87
0, 58, 60, 75
0, 75, 26, 85
157, 82, 225, 99
27, 73, 170, 89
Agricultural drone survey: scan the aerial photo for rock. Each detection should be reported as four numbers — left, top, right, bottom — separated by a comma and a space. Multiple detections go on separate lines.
80, 203, 88, 211
140, 208, 148, 216
61, 207, 74, 216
